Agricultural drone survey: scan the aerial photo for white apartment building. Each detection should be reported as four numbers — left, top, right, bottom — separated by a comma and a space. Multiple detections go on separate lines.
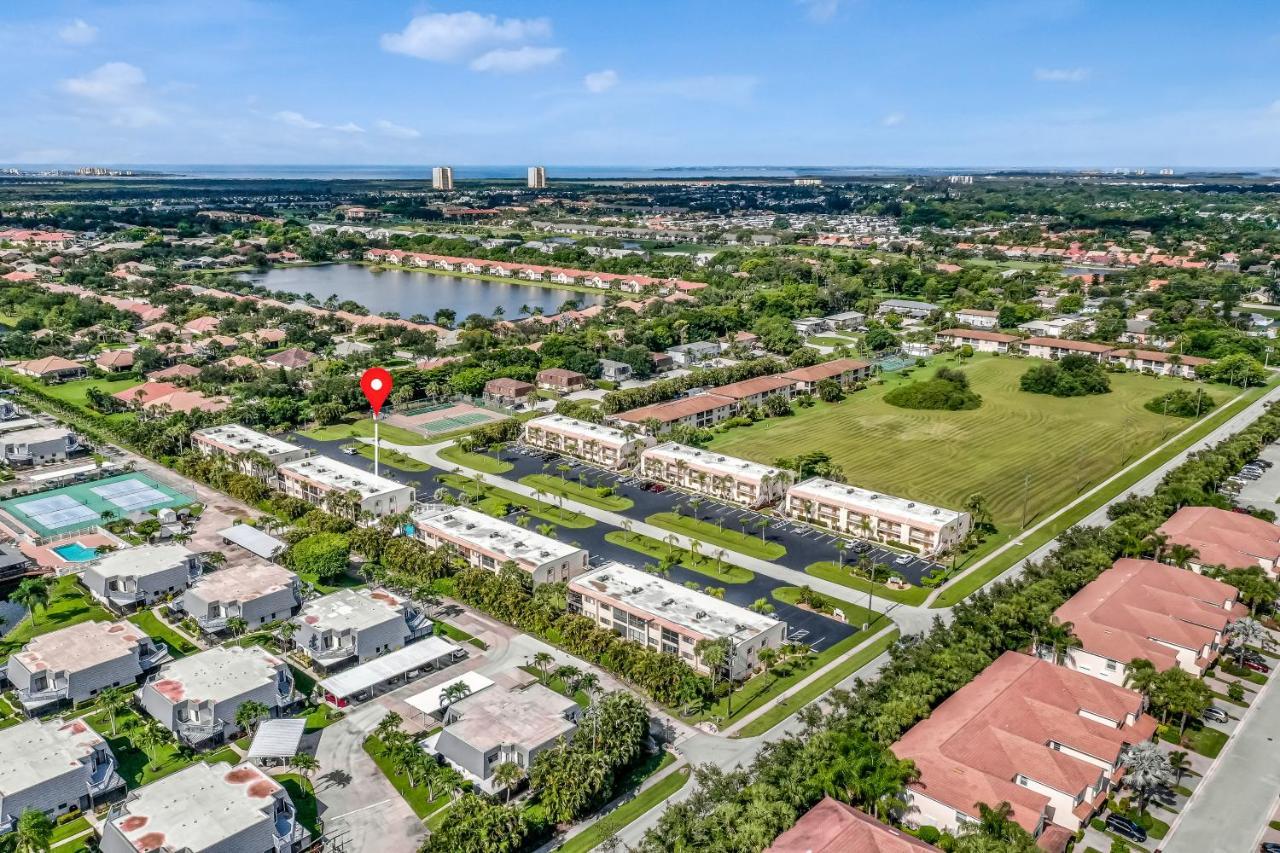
410, 504, 588, 584
432, 166, 454, 190
785, 477, 971, 554
953, 308, 999, 329
293, 587, 432, 668
935, 328, 1021, 354
192, 423, 310, 484
179, 561, 301, 634
528, 166, 547, 189
277, 456, 416, 519
81, 543, 202, 611
141, 645, 296, 746
640, 442, 794, 508
1022, 337, 1114, 362
6, 620, 169, 713
100, 761, 308, 853
569, 562, 786, 679
0, 426, 79, 466
522, 414, 655, 469
0, 718, 123, 833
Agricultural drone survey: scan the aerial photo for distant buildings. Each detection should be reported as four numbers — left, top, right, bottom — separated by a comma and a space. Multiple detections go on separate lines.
569, 562, 786, 679
410, 504, 589, 584
535, 367, 589, 394
432, 166, 454, 190
876, 299, 939, 319
482, 377, 536, 407
0, 425, 79, 466
0, 718, 123, 832
640, 442, 793, 508
935, 328, 1020, 354
11, 356, 86, 382
785, 478, 970, 555
277, 456, 416, 518
1022, 337, 1112, 362
522, 414, 655, 469
953, 308, 999, 329
527, 166, 547, 189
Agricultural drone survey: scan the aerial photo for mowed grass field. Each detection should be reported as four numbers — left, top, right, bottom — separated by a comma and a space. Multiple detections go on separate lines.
709, 355, 1233, 530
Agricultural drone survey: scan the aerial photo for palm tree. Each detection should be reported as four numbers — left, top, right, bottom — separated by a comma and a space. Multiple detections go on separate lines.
13, 808, 54, 853
1225, 617, 1268, 665
11, 577, 52, 627
532, 651, 555, 684
536, 522, 557, 540
1121, 741, 1173, 814
374, 711, 403, 743
492, 761, 524, 803
289, 752, 320, 796
440, 680, 472, 709
99, 686, 132, 736
1167, 543, 1199, 570
1124, 658, 1159, 704
278, 620, 298, 650
1167, 749, 1191, 788
1037, 620, 1081, 665
133, 718, 171, 772
226, 616, 248, 638
235, 700, 270, 735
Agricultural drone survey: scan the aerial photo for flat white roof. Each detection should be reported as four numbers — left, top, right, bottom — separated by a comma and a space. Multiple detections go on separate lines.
0, 426, 72, 444
193, 423, 304, 458
218, 524, 286, 559
278, 456, 409, 498
246, 718, 306, 759
299, 587, 405, 633
186, 561, 297, 605
643, 441, 787, 484
526, 414, 635, 448
411, 504, 582, 566
85, 543, 193, 579
12, 619, 148, 675
442, 682, 577, 752
318, 636, 460, 699
405, 671, 494, 716
0, 417, 42, 434
789, 476, 967, 529
29, 461, 118, 482
572, 562, 780, 642
108, 761, 283, 852
149, 645, 284, 706
0, 718, 105, 796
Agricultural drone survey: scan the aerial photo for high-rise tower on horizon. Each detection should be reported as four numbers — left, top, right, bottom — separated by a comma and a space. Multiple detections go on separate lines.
527, 166, 547, 189
432, 166, 453, 190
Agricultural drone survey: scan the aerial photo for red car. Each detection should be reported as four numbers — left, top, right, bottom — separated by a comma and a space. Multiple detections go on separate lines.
1244, 659, 1271, 674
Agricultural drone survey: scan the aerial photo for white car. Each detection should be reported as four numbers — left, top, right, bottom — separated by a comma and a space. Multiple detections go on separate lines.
894, 554, 912, 565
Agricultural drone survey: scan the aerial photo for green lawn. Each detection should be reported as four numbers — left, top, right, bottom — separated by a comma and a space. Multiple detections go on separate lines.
604, 530, 754, 583
646, 511, 786, 560
436, 621, 487, 650
521, 473, 634, 511
205, 745, 240, 765
297, 568, 365, 595
49, 817, 91, 845
437, 443, 513, 474
85, 709, 194, 787
735, 628, 900, 738
278, 774, 323, 838
127, 608, 200, 658
300, 417, 428, 446
0, 576, 116, 662
770, 586, 883, 629
439, 473, 595, 529
807, 336, 859, 347
708, 354, 1232, 538
354, 443, 431, 471
1158, 722, 1229, 758
520, 665, 591, 708
557, 758, 685, 853
804, 561, 930, 605
364, 736, 452, 819
38, 376, 143, 409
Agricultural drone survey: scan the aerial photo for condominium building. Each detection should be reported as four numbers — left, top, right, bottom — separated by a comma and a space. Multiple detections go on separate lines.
293, 587, 432, 668
780, 357, 872, 393
81, 543, 202, 611
1105, 348, 1211, 379
709, 374, 796, 408
1158, 505, 1280, 574
141, 645, 296, 746
100, 761, 308, 853
0, 718, 123, 833
527, 166, 547, 189
614, 393, 738, 434
410, 504, 588, 584
785, 477, 970, 554
1052, 558, 1243, 684
6, 620, 168, 713
179, 562, 302, 634
953, 308, 1000, 330
893, 652, 1157, 842
277, 456, 416, 519
640, 442, 794, 508
522, 414, 655, 469
568, 562, 786, 679
432, 166, 454, 190
192, 423, 310, 484
935, 328, 1021, 354
1022, 337, 1113, 362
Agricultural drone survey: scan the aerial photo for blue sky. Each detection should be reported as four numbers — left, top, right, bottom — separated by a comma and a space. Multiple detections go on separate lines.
2, 0, 1279, 168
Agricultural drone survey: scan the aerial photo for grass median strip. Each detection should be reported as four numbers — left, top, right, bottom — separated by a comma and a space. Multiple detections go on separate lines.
439, 473, 595, 529
557, 765, 690, 853
355, 443, 430, 471
645, 511, 786, 560
734, 628, 900, 738
437, 443, 513, 474
804, 561, 930, 606
603, 530, 754, 583
521, 472, 634, 511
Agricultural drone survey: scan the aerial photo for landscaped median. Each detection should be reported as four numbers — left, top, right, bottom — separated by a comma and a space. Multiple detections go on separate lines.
804, 561, 930, 606
645, 511, 786, 561
603, 529, 754, 583
300, 416, 428, 446
354, 443, 430, 472
364, 734, 452, 820
437, 443, 513, 474
520, 472, 634, 511
557, 760, 688, 853
438, 473, 594, 529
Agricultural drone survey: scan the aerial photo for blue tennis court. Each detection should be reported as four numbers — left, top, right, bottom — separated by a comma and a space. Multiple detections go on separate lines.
0, 472, 193, 537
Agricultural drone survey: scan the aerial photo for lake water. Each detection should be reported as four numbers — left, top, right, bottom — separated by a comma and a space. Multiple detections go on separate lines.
238, 264, 605, 319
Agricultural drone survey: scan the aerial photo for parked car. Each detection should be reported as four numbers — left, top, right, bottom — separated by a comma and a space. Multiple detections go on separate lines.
1243, 659, 1271, 674
850, 541, 871, 554
1240, 649, 1267, 665
1106, 814, 1147, 844
894, 554, 912, 565
1203, 706, 1229, 723
1260, 842, 1280, 853
340, 445, 358, 455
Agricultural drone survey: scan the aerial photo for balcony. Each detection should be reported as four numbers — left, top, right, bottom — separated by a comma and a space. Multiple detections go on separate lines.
87, 754, 124, 797
17, 682, 69, 709
139, 641, 171, 669
198, 614, 231, 632
274, 810, 307, 852
405, 608, 433, 638
177, 716, 224, 743
308, 643, 355, 664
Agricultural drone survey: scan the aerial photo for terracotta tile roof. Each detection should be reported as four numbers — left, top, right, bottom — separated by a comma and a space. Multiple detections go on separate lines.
147, 363, 202, 381
14, 355, 82, 375
94, 350, 134, 369
767, 798, 939, 852
617, 393, 736, 424
781, 358, 872, 383
1108, 348, 1211, 367
1158, 506, 1280, 571
710, 374, 796, 400
484, 377, 535, 395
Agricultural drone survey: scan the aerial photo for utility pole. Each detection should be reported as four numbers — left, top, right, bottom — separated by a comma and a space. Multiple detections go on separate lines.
372, 411, 380, 477
1020, 471, 1031, 530
865, 563, 876, 631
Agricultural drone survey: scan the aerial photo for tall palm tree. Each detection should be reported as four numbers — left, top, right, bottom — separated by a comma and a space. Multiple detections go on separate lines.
277, 620, 298, 650
289, 752, 320, 795
1124, 658, 1159, 704
532, 651, 555, 683
1037, 620, 1081, 665
1167, 543, 1200, 570
235, 700, 270, 735
1121, 741, 1173, 814
1167, 750, 1191, 788
13, 808, 54, 853
492, 761, 524, 803
11, 577, 52, 627
536, 522, 557, 540
99, 686, 132, 736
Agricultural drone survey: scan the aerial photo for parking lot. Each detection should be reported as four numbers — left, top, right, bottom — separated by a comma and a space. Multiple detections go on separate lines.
1224, 443, 1280, 515
499, 444, 942, 585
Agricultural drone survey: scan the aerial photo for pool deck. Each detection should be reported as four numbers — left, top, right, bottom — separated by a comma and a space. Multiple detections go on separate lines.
18, 531, 125, 569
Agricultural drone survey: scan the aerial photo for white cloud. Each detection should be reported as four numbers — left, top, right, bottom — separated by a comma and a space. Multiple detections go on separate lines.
58, 19, 98, 46
376, 119, 421, 139
332, 122, 365, 134
797, 0, 840, 21
381, 11, 552, 63
1034, 67, 1090, 83
882, 111, 906, 127
584, 69, 619, 93
274, 110, 323, 129
60, 63, 164, 127
470, 45, 562, 73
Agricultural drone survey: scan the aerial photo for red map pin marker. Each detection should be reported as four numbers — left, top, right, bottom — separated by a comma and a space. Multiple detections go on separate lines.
360, 367, 393, 415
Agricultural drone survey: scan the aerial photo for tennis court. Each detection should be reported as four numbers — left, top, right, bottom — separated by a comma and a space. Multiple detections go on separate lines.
386, 401, 506, 437
0, 472, 193, 537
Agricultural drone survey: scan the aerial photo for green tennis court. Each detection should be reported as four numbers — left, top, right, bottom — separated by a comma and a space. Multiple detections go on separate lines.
0, 472, 194, 537
419, 412, 496, 434
398, 401, 453, 417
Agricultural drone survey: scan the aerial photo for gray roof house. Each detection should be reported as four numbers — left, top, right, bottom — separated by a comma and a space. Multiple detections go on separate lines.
0, 718, 123, 833
0, 426, 80, 466
666, 341, 722, 366
293, 587, 431, 670
6, 619, 169, 713
179, 562, 301, 634
80, 544, 202, 611
598, 358, 633, 382
875, 298, 940, 319
140, 645, 297, 747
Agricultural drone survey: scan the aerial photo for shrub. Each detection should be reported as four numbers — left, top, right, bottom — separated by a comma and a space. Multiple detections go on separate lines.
884, 367, 982, 411
1020, 354, 1111, 397
1146, 388, 1216, 417
917, 826, 941, 844
287, 532, 351, 581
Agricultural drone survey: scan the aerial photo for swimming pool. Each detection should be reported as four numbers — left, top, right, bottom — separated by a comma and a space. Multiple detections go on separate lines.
53, 542, 98, 562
